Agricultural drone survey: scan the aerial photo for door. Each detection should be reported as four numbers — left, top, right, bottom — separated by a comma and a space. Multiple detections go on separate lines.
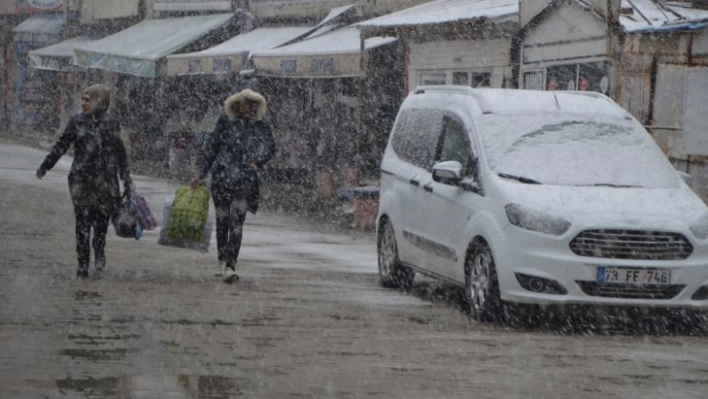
418, 114, 484, 281
382, 108, 444, 268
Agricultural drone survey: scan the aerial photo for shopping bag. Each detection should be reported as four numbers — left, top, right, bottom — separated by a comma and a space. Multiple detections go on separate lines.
165, 186, 210, 242
112, 191, 140, 239
128, 188, 157, 231
158, 194, 212, 252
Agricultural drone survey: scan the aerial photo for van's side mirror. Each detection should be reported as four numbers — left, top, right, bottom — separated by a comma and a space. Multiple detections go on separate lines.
432, 161, 463, 185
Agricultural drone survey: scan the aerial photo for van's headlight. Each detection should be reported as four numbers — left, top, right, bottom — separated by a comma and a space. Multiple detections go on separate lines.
690, 213, 708, 240
505, 203, 571, 236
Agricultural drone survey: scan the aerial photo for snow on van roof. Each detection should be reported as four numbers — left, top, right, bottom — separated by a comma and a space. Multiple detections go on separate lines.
410, 86, 631, 119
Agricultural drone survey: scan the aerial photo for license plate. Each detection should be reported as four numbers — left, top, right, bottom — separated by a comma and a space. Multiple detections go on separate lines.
596, 267, 671, 285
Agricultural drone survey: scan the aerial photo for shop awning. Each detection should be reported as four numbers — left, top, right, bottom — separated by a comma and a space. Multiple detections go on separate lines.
28, 37, 96, 71
251, 26, 398, 78
73, 13, 233, 78
153, 0, 231, 12
165, 27, 312, 76
12, 13, 63, 48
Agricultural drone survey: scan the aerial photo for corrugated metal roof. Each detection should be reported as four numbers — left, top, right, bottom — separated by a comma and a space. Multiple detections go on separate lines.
621, 0, 708, 33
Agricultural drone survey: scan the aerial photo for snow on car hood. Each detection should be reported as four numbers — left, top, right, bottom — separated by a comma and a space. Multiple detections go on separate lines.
497, 181, 708, 228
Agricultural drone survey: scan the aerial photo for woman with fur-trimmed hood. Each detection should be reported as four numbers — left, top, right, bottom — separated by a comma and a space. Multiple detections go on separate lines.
36, 84, 133, 278
190, 89, 276, 282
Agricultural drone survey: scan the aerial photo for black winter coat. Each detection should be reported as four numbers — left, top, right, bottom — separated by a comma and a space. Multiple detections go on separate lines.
39, 113, 132, 210
198, 115, 276, 214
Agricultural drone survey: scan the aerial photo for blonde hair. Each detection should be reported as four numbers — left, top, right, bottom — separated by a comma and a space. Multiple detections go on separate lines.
83, 84, 111, 115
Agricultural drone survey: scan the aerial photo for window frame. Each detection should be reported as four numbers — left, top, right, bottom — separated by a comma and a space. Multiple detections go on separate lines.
435, 113, 475, 177
417, 68, 494, 88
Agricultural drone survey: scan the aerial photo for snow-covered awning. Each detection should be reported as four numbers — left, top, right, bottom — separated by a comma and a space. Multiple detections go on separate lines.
162, 4, 358, 77
153, 0, 231, 12
28, 37, 96, 71
356, 0, 518, 29
165, 27, 312, 76
12, 13, 63, 48
251, 26, 398, 78
73, 13, 233, 78
620, 0, 708, 33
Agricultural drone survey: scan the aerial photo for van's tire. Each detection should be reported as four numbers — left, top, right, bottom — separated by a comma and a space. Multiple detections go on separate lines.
464, 240, 502, 322
378, 220, 415, 290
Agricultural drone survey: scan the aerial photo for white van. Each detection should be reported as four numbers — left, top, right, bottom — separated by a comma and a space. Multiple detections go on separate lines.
376, 86, 708, 322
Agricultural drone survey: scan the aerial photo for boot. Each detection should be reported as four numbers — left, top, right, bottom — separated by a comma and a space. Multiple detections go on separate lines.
222, 261, 239, 283
77, 264, 89, 279
215, 260, 225, 277
95, 248, 106, 272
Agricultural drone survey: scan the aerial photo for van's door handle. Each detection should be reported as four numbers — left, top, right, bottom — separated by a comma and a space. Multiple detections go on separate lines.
410, 179, 420, 187
423, 185, 433, 193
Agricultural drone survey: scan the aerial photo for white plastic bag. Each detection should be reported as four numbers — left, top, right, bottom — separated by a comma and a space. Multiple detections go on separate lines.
157, 195, 212, 252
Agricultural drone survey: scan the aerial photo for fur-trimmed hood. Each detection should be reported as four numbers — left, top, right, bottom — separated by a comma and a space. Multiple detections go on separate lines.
224, 89, 267, 122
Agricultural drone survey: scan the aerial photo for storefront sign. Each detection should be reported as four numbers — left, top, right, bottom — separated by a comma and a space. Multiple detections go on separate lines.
279, 59, 297, 73
187, 59, 202, 74
212, 58, 232, 73
17, 0, 62, 13
310, 58, 334, 74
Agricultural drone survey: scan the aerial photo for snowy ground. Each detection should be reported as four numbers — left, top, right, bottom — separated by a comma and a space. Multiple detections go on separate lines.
1, 143, 708, 398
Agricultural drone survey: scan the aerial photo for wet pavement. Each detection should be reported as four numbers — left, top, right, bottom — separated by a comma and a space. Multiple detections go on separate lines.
2, 143, 708, 399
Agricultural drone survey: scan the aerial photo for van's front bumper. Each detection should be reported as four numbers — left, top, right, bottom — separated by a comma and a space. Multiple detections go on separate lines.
490, 225, 708, 309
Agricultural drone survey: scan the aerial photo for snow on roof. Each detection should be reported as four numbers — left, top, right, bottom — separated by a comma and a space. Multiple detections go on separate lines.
74, 13, 233, 77
167, 27, 312, 59
317, 4, 356, 27
356, 0, 518, 28
29, 36, 95, 58
13, 13, 63, 34
304, 24, 342, 40
253, 26, 397, 57
75, 14, 233, 61
620, 0, 708, 33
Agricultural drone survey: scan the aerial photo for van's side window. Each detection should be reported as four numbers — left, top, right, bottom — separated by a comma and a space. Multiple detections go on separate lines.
436, 116, 472, 175
390, 109, 444, 170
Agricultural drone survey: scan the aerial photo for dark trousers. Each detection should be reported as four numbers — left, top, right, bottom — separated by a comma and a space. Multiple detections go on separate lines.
74, 204, 110, 270
212, 188, 248, 269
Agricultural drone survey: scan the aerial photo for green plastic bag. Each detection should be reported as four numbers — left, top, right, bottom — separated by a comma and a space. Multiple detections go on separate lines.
165, 186, 211, 242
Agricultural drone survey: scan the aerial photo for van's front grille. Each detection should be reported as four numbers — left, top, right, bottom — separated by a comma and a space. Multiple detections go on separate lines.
569, 230, 692, 260
577, 282, 685, 300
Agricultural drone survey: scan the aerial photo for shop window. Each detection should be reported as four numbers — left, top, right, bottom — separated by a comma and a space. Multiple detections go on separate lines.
546, 61, 611, 94
547, 64, 577, 91
524, 71, 545, 90
451, 71, 492, 88
419, 72, 446, 86
453, 72, 469, 86
579, 63, 610, 94
471, 72, 491, 88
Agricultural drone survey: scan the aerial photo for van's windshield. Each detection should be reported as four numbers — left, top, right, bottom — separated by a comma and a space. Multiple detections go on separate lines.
476, 115, 679, 189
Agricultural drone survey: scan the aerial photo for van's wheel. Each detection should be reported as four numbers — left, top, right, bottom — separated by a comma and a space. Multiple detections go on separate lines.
464, 241, 502, 322
378, 220, 415, 290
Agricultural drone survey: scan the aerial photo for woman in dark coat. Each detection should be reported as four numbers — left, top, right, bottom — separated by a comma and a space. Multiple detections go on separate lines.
36, 84, 133, 278
190, 89, 276, 283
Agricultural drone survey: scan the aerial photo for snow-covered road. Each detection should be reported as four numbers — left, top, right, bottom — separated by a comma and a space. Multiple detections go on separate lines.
1, 142, 708, 399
